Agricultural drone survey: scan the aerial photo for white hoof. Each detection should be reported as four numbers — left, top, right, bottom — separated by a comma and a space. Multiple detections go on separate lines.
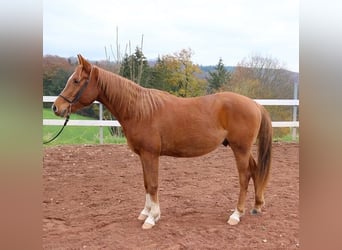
142, 222, 154, 229
227, 209, 243, 225
138, 213, 148, 221
227, 217, 240, 225
138, 208, 149, 221
142, 215, 158, 230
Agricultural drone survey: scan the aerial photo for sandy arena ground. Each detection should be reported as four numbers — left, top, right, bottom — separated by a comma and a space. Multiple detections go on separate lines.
43, 142, 299, 249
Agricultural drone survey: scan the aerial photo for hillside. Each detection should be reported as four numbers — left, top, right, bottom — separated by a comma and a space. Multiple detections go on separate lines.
43, 55, 299, 82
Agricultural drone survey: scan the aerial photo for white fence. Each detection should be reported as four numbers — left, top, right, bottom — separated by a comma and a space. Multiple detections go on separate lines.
43, 96, 299, 142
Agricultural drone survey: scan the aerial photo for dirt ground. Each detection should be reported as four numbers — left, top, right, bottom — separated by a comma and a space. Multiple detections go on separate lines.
43, 142, 299, 249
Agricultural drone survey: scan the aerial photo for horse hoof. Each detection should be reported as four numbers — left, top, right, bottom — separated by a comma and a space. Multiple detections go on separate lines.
227, 217, 240, 225
250, 208, 261, 215
228, 209, 242, 225
142, 222, 154, 230
138, 213, 148, 221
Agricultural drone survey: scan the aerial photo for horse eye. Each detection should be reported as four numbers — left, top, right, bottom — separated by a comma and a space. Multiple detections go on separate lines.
74, 79, 80, 84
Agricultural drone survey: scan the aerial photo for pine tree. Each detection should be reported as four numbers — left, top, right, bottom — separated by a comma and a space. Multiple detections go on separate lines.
119, 47, 150, 85
207, 58, 231, 93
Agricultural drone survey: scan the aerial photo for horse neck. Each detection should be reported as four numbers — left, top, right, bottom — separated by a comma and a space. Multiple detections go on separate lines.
96, 67, 156, 122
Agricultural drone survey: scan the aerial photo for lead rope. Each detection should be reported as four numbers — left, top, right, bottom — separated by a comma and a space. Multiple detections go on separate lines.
43, 115, 70, 144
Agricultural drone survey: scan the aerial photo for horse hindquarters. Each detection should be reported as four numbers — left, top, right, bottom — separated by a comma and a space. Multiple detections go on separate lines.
227, 104, 272, 225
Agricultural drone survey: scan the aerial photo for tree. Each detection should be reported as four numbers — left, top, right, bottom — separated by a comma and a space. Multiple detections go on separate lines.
43, 68, 69, 96
104, 30, 150, 137
222, 54, 296, 137
206, 58, 231, 93
224, 54, 293, 99
151, 48, 206, 97
119, 46, 150, 86
43, 56, 74, 108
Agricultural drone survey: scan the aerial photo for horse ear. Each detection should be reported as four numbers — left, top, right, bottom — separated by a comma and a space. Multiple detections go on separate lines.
77, 54, 82, 64
77, 54, 91, 74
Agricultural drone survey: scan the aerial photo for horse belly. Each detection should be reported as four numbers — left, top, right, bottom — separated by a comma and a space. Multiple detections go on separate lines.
160, 127, 226, 157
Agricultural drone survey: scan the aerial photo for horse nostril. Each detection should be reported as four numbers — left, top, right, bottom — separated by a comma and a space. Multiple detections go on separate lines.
52, 104, 58, 113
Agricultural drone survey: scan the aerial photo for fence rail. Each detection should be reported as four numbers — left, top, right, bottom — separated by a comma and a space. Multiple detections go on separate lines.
43, 96, 299, 142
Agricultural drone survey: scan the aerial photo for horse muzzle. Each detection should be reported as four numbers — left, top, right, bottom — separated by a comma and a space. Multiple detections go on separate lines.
52, 103, 58, 114
51, 103, 70, 118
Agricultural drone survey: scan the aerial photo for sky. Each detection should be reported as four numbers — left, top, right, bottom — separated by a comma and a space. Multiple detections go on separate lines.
43, 0, 299, 72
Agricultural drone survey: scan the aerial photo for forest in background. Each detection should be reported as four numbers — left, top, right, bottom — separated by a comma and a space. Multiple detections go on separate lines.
43, 48, 299, 138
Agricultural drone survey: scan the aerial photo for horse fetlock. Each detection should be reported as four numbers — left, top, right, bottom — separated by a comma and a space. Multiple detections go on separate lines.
141, 200, 160, 229
251, 198, 265, 215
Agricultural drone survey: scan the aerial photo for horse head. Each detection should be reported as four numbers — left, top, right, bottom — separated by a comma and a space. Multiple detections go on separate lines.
52, 54, 98, 118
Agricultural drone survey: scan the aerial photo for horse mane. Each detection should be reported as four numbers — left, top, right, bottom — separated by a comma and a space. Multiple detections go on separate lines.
95, 66, 168, 120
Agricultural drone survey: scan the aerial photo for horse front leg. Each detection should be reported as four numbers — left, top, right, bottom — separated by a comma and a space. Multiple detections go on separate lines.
137, 151, 161, 229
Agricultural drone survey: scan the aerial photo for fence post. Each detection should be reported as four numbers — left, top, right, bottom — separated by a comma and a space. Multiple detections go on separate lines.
292, 81, 298, 140
99, 103, 103, 144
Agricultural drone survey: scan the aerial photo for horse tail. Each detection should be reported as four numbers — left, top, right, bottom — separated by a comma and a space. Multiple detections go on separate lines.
256, 105, 272, 190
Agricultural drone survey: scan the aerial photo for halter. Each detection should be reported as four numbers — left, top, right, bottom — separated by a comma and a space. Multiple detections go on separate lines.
58, 78, 90, 105
43, 68, 92, 144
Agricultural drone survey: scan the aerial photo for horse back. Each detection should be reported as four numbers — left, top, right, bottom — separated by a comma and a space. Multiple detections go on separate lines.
139, 92, 261, 157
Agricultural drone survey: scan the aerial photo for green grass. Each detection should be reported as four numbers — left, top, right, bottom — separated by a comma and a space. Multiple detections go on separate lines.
43, 109, 126, 145
273, 133, 299, 143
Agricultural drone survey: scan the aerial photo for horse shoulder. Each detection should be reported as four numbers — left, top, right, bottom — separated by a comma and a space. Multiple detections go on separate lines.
123, 119, 162, 155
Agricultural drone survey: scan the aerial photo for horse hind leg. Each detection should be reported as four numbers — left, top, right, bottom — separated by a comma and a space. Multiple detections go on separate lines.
249, 156, 266, 215
228, 146, 252, 225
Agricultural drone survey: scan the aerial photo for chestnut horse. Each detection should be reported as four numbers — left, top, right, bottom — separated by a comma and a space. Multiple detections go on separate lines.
52, 55, 272, 229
